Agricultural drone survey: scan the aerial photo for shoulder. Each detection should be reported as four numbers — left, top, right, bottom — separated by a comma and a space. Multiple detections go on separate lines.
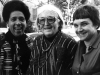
26, 34, 42, 49
34, 34, 43, 43
61, 32, 77, 44
61, 32, 74, 39
56, 32, 78, 50
61, 32, 78, 52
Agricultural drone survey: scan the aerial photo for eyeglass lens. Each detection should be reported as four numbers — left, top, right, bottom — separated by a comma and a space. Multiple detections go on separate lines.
38, 17, 56, 25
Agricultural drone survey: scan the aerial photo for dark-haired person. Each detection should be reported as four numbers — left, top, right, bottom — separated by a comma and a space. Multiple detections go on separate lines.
0, 0, 31, 75
72, 5, 100, 75
27, 4, 78, 75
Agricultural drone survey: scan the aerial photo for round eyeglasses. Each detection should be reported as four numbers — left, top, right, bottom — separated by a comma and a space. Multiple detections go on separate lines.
37, 16, 56, 25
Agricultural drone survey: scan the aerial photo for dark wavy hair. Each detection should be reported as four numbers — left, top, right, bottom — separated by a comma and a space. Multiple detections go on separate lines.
2, 0, 30, 22
73, 5, 100, 29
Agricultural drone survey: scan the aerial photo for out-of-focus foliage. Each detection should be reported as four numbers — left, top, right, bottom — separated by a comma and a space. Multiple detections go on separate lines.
49, 0, 68, 12
0, 0, 4, 5
0, 21, 6, 28
37, 1, 44, 8
81, 0, 87, 4
71, 0, 87, 5
48, 0, 87, 18
94, 0, 100, 6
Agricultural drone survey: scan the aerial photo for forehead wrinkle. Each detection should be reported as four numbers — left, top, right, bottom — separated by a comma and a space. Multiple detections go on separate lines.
38, 10, 59, 18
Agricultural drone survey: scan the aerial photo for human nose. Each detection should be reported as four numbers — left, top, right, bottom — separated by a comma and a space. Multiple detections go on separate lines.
77, 25, 83, 32
15, 19, 22, 28
44, 19, 48, 26
15, 19, 21, 25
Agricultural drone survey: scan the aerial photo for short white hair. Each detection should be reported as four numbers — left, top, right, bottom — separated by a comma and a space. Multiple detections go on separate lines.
36, 4, 64, 31
37, 4, 63, 22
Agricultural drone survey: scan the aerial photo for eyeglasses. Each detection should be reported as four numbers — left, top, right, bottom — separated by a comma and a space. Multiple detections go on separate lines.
37, 17, 56, 25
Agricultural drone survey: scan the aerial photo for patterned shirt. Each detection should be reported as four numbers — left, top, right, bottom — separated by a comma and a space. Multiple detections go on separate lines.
27, 31, 78, 75
0, 31, 31, 75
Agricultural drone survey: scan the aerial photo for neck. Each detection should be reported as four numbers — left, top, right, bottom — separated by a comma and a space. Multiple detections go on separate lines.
5, 30, 26, 42
44, 31, 59, 42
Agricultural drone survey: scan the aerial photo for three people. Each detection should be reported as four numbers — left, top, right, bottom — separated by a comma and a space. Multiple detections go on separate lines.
72, 5, 100, 75
27, 4, 77, 75
2, 1, 99, 75
0, 0, 31, 75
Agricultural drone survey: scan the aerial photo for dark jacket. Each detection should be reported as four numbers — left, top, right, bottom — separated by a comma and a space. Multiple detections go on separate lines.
0, 30, 31, 75
27, 31, 78, 75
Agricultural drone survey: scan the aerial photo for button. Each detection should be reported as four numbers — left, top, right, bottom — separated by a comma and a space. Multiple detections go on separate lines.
77, 71, 79, 74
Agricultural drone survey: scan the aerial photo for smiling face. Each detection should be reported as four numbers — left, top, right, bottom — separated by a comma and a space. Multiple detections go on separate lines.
38, 10, 60, 38
73, 18, 97, 42
7, 11, 27, 37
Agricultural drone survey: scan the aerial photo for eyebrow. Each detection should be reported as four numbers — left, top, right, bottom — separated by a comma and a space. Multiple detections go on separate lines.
73, 21, 88, 27
81, 21, 88, 23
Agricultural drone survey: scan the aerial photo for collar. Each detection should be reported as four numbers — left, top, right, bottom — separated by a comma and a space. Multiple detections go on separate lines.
5, 30, 27, 43
83, 30, 100, 49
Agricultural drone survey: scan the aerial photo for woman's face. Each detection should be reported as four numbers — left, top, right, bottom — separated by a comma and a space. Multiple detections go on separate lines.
73, 18, 97, 42
38, 10, 60, 38
7, 11, 27, 37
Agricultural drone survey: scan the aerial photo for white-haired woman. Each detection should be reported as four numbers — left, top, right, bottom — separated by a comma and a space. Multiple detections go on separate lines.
27, 4, 78, 75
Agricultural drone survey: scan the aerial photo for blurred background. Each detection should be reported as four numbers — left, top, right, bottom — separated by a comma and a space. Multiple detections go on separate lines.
0, 0, 100, 41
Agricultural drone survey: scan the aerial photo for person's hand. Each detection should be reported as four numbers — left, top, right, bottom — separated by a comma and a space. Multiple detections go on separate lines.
0, 32, 5, 40
26, 36, 34, 50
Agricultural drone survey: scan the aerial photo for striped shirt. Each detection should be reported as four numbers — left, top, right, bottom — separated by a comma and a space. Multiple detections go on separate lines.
0, 41, 13, 75
0, 31, 31, 75
27, 31, 78, 75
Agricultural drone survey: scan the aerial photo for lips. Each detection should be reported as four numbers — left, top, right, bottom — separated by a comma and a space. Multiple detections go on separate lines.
14, 25, 23, 30
44, 26, 52, 29
14, 27, 22, 30
78, 32, 87, 37
14, 27, 23, 32
76, 31, 87, 36
81, 31, 87, 34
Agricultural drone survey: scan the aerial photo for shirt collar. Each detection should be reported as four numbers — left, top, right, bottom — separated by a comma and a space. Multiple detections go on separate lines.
83, 30, 100, 49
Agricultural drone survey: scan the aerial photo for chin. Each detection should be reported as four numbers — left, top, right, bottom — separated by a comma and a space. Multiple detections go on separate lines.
45, 33, 53, 38
14, 33, 23, 37
80, 37, 86, 41
79, 35, 88, 41
44, 32, 51, 35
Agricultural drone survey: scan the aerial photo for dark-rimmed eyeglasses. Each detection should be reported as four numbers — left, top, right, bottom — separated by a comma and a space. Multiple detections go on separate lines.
37, 17, 56, 25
